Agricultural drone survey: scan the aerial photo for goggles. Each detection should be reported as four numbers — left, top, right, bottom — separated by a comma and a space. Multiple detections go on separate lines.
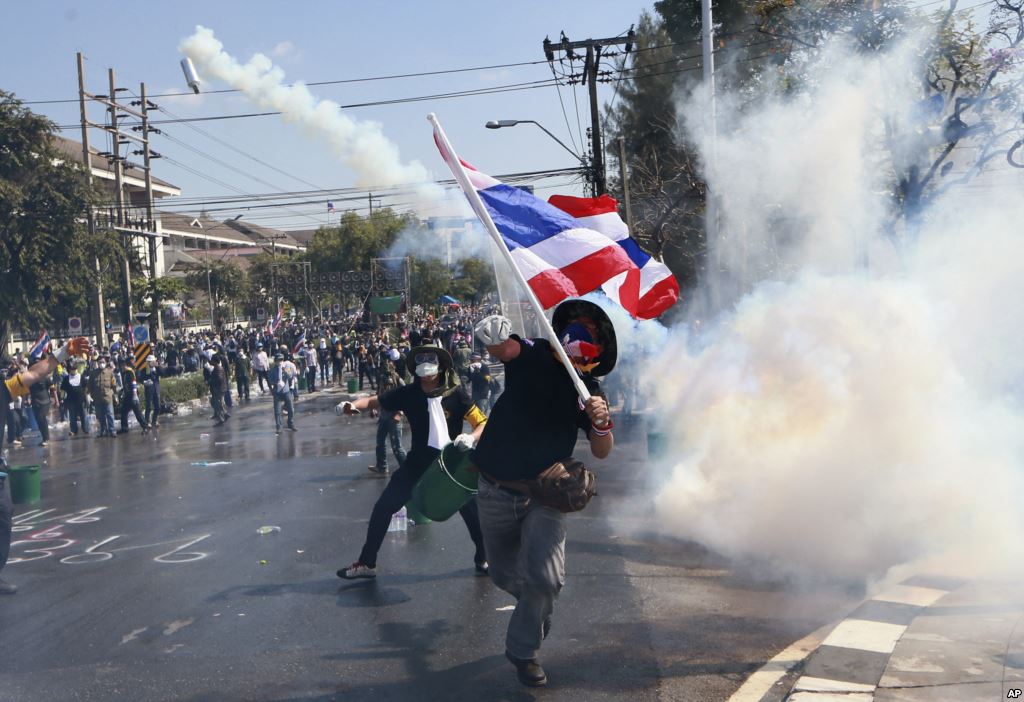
414, 352, 439, 365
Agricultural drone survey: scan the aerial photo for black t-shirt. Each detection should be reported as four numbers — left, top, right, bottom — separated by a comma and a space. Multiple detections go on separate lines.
473, 337, 597, 481
378, 382, 475, 473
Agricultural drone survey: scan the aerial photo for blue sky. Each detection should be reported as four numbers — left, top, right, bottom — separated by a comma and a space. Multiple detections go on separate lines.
5, 1, 654, 230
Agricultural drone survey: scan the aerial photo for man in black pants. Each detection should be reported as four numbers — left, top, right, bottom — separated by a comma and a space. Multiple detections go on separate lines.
118, 358, 149, 434
335, 346, 488, 579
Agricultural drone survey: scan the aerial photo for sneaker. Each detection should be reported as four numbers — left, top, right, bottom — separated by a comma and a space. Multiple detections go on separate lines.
11, 439, 21, 447
275, 430, 281, 436
505, 652, 547, 687
475, 561, 489, 576
337, 562, 376, 580
367, 465, 389, 477
39, 441, 48, 447
0, 578, 17, 595
288, 426, 297, 432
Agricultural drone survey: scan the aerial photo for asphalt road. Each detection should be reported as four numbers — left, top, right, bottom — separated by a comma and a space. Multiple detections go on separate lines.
0, 387, 862, 702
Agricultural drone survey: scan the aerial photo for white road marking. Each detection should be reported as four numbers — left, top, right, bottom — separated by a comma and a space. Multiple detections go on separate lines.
496, 605, 515, 611
872, 585, 947, 607
789, 693, 873, 701
821, 619, 906, 654
725, 622, 834, 702
794, 676, 876, 693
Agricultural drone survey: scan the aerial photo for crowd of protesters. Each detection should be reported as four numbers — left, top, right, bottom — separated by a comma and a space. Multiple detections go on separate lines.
1, 304, 503, 449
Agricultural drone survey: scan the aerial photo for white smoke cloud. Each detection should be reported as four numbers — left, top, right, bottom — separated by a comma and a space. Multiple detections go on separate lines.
646, 33, 1024, 583
179, 26, 443, 207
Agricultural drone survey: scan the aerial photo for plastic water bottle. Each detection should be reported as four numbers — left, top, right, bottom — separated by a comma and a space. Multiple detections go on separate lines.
388, 507, 408, 533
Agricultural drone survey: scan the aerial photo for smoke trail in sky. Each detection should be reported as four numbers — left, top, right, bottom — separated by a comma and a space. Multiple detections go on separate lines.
645, 35, 1024, 583
179, 26, 443, 207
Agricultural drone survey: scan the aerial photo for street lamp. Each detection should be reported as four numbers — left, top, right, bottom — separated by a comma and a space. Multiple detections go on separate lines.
485, 119, 590, 171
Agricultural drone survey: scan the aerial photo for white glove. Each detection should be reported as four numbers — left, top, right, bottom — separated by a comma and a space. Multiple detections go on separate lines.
453, 433, 475, 452
474, 315, 512, 346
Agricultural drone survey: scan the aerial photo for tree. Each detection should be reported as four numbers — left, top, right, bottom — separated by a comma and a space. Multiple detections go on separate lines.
0, 90, 114, 348
606, 4, 777, 294
450, 257, 496, 304
185, 259, 248, 316
305, 208, 416, 274
749, 0, 1024, 230
410, 258, 452, 307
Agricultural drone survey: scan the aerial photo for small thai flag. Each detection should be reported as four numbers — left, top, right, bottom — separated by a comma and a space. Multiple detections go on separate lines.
28, 331, 51, 359
270, 307, 283, 333
327, 201, 335, 213
291, 331, 306, 355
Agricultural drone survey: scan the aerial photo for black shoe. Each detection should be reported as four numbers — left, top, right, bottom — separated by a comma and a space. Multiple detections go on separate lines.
475, 561, 489, 576
288, 426, 297, 432
367, 465, 389, 477
0, 578, 18, 595
213, 420, 225, 427
505, 652, 547, 687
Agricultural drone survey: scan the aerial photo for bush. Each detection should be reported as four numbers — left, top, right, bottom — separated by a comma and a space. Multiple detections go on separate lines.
160, 373, 209, 404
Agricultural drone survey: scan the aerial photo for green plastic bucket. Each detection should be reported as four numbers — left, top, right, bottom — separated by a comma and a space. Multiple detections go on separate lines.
647, 431, 668, 460
405, 501, 432, 525
411, 445, 477, 522
346, 377, 357, 393
9, 465, 41, 505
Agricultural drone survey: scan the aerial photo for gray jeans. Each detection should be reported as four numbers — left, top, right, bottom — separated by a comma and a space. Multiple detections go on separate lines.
476, 476, 567, 661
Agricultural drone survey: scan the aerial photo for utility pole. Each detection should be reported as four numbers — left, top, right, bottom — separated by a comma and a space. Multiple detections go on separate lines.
701, 0, 720, 266
543, 27, 635, 196
76, 52, 106, 347
107, 68, 133, 327
138, 83, 163, 339
617, 136, 635, 236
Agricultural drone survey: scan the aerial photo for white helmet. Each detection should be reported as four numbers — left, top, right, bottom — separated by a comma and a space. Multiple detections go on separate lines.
474, 315, 512, 346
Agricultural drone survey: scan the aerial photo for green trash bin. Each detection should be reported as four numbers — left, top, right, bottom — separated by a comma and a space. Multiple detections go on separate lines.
297, 375, 307, 391
346, 377, 358, 393
411, 445, 478, 522
9, 465, 41, 505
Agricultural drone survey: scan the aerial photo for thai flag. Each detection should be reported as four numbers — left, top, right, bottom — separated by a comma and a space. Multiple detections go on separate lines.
270, 307, 283, 333
327, 201, 335, 213
291, 331, 306, 355
433, 133, 637, 310
28, 331, 51, 359
548, 194, 680, 319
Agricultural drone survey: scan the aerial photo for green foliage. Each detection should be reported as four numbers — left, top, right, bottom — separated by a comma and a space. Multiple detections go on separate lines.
306, 208, 416, 274
450, 257, 496, 304
184, 259, 249, 310
410, 258, 452, 306
0, 90, 114, 345
159, 372, 209, 404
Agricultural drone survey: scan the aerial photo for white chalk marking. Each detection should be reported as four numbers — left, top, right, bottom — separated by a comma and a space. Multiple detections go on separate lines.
61, 536, 121, 564
120, 627, 147, 645
822, 619, 907, 654
496, 605, 516, 611
163, 618, 194, 636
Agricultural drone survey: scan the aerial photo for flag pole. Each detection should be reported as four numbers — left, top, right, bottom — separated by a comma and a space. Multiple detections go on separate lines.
427, 113, 591, 402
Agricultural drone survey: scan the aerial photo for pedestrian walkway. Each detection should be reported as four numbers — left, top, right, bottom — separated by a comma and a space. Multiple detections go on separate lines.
730, 575, 1024, 702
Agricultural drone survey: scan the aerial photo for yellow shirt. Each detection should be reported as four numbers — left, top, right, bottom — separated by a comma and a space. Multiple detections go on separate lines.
5, 374, 30, 399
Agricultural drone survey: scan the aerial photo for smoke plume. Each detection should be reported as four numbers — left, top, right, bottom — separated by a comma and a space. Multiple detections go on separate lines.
179, 26, 443, 206
646, 35, 1024, 583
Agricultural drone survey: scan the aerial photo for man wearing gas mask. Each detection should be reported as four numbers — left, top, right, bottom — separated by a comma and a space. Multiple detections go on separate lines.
334, 345, 489, 580
471, 300, 615, 688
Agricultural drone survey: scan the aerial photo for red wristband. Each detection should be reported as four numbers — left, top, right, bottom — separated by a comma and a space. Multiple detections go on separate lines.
591, 419, 614, 436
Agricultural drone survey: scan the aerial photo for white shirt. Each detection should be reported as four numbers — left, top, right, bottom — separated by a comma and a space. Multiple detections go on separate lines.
253, 351, 269, 371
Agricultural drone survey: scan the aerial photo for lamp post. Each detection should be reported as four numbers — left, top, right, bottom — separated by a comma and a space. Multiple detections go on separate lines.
485, 119, 592, 187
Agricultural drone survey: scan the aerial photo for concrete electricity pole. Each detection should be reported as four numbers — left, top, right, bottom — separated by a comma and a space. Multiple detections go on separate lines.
701, 0, 720, 259
76, 52, 106, 347
138, 83, 164, 338
107, 68, 134, 326
543, 28, 635, 196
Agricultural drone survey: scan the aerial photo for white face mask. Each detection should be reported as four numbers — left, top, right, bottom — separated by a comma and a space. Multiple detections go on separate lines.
99, 362, 107, 369
415, 362, 439, 378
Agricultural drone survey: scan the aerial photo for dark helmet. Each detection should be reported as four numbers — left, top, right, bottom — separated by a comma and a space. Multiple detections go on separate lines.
551, 299, 617, 377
